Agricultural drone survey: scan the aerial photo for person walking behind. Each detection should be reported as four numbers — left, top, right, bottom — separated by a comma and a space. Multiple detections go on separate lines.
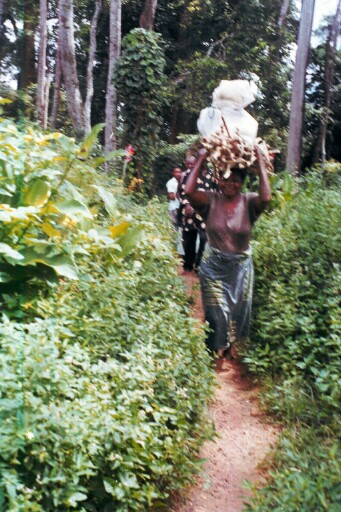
185, 145, 272, 362
179, 155, 217, 273
193, 159, 218, 271
166, 167, 182, 228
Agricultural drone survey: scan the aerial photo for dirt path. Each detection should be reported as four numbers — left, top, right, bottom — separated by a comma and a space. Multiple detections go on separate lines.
170, 272, 279, 512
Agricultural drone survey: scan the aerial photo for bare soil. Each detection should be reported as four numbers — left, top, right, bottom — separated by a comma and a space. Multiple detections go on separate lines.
170, 271, 279, 512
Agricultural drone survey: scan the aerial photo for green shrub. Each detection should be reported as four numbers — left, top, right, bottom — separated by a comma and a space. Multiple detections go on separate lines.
245, 172, 340, 413
0, 120, 144, 308
244, 427, 341, 512
0, 193, 215, 511
0, 311, 213, 511
242, 171, 341, 511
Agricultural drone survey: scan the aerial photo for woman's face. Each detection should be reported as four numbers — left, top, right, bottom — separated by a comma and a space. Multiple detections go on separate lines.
218, 173, 243, 198
185, 157, 196, 170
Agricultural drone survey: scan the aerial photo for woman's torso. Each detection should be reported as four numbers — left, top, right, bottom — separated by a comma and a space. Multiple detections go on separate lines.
202, 192, 259, 254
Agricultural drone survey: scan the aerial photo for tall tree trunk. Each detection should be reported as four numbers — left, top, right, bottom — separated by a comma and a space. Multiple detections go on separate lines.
169, 104, 179, 144
278, 0, 290, 27
313, 0, 341, 166
139, 0, 158, 30
37, 0, 48, 129
104, 0, 121, 166
0, 0, 4, 38
286, 0, 315, 175
50, 13, 62, 130
178, 0, 191, 43
18, 0, 37, 89
84, 0, 101, 134
59, 0, 85, 137
50, 44, 62, 129
44, 67, 51, 125
169, 0, 191, 139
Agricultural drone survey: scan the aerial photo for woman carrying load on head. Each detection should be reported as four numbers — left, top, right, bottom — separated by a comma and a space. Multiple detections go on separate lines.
184, 144, 272, 363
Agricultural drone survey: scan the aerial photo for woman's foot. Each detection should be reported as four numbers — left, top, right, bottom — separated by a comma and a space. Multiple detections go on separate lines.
217, 348, 225, 358
213, 348, 232, 372
214, 355, 225, 372
223, 345, 237, 361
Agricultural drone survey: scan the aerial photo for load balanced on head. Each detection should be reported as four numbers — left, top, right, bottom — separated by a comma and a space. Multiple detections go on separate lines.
197, 79, 273, 179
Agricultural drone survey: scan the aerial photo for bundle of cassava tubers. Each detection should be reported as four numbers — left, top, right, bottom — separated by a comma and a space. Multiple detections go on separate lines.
201, 122, 273, 179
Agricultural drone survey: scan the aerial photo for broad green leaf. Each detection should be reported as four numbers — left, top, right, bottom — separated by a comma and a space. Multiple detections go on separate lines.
103, 478, 116, 495
23, 179, 51, 207
44, 255, 78, 279
95, 149, 126, 166
96, 186, 119, 216
42, 256, 79, 280
0, 243, 24, 261
20, 240, 51, 254
0, 271, 13, 283
67, 492, 87, 506
118, 471, 139, 488
117, 225, 144, 258
19, 248, 78, 280
79, 123, 105, 157
77, 218, 94, 232
60, 180, 87, 203
59, 135, 77, 153
56, 199, 93, 219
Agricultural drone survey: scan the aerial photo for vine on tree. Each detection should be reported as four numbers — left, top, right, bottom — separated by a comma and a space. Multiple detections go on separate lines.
115, 28, 167, 195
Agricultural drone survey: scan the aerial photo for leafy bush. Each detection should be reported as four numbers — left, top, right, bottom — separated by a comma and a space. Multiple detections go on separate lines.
244, 428, 341, 512
0, 309, 213, 511
0, 120, 145, 302
245, 172, 340, 413
242, 171, 341, 510
0, 176, 215, 511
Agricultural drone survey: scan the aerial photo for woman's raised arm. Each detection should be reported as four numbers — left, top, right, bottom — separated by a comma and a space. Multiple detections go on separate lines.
253, 144, 272, 212
185, 149, 210, 208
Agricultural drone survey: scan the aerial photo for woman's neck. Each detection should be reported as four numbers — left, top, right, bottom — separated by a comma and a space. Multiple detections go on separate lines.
223, 192, 242, 202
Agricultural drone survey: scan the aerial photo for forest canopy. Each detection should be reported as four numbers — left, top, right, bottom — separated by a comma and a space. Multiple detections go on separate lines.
0, 0, 340, 186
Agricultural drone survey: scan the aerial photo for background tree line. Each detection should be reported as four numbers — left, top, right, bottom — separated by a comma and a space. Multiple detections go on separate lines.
0, 0, 340, 192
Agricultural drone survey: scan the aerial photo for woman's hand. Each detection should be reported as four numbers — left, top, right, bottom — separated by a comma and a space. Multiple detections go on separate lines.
198, 147, 208, 159
252, 142, 272, 210
184, 147, 210, 208
254, 142, 273, 175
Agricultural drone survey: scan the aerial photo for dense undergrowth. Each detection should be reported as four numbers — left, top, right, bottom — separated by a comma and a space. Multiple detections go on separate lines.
1, 117, 340, 511
0, 121, 215, 511
243, 169, 341, 511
